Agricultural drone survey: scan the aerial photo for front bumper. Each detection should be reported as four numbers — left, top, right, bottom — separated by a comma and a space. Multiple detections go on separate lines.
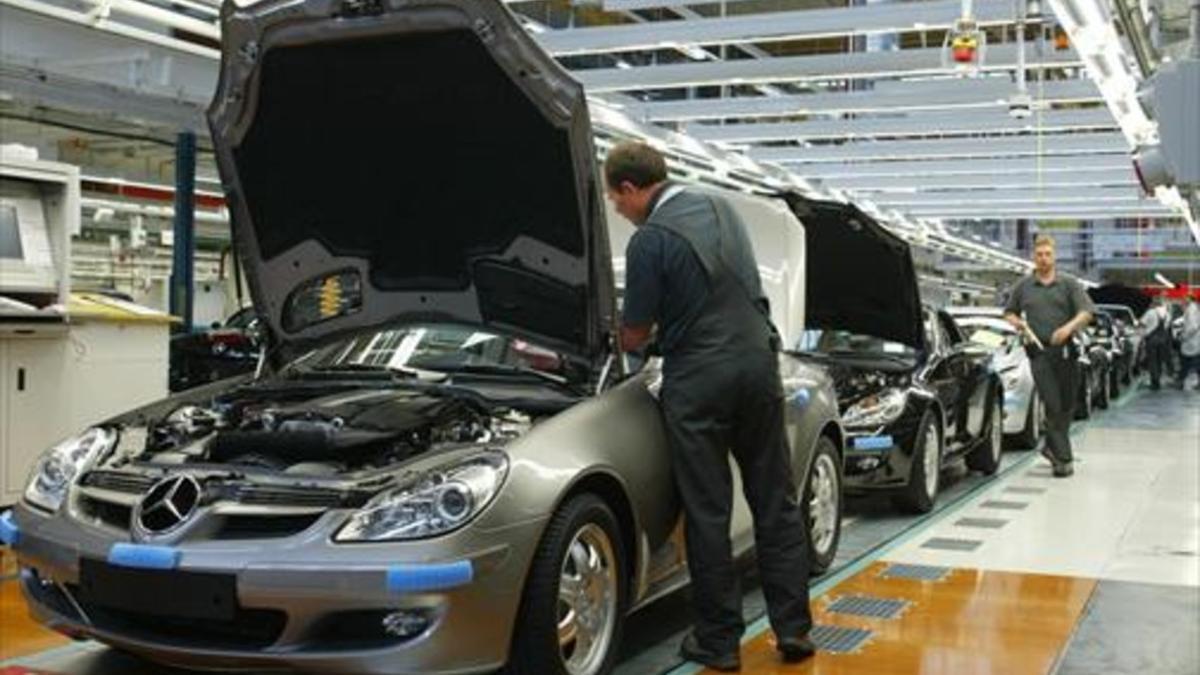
8, 504, 544, 675
841, 422, 920, 491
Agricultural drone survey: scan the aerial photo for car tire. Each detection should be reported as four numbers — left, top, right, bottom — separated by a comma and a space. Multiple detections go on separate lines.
1097, 370, 1111, 410
505, 494, 626, 675
967, 391, 1004, 476
892, 409, 941, 514
802, 436, 842, 575
1013, 392, 1040, 449
1075, 377, 1092, 420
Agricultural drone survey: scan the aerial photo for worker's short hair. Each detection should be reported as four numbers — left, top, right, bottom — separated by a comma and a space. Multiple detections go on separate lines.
1033, 234, 1056, 250
604, 141, 668, 189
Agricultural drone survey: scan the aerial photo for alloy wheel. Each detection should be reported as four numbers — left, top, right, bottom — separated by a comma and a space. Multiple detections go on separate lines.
807, 453, 840, 558
557, 524, 619, 675
923, 425, 940, 500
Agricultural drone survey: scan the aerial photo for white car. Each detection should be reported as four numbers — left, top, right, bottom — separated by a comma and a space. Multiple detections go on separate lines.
946, 308, 1043, 448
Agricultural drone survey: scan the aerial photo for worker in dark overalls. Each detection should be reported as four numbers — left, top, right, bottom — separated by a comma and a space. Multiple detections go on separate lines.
605, 141, 815, 671
1004, 234, 1094, 478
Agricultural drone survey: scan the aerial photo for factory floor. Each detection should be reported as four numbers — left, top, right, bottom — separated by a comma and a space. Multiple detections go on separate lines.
1, 382, 1197, 675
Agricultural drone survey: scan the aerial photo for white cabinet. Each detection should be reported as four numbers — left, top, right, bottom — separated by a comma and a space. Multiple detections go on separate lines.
1, 330, 69, 505
0, 314, 168, 506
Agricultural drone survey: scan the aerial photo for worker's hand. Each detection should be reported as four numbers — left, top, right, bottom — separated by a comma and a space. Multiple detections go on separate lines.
1005, 313, 1026, 331
1050, 325, 1073, 346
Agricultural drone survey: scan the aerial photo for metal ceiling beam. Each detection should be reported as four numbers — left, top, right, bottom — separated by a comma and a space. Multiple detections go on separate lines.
789, 155, 1135, 179
902, 205, 1176, 218
577, 43, 1083, 91
758, 132, 1128, 163
687, 107, 1116, 143
622, 78, 1099, 121
826, 168, 1139, 192
540, 0, 1020, 56
871, 187, 1151, 206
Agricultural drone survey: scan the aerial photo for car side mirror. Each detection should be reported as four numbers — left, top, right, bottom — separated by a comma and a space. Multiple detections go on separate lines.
211, 321, 222, 329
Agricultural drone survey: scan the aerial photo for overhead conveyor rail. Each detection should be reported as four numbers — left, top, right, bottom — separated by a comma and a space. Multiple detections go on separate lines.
620, 78, 1103, 122
536, 0, 1037, 56
689, 108, 1118, 144
574, 44, 1085, 92
4, 0, 1192, 255
751, 133, 1130, 164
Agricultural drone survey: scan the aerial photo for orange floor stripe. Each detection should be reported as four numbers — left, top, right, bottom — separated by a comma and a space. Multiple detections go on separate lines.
709, 563, 1097, 674
0, 574, 71, 662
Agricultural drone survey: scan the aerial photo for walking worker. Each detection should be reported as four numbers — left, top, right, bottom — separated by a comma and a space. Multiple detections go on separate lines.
1141, 297, 1173, 390
1004, 234, 1094, 478
1177, 295, 1200, 390
605, 141, 815, 671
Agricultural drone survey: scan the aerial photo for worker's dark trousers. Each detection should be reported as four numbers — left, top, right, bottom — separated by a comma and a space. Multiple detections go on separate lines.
1146, 337, 1172, 389
1029, 346, 1079, 465
660, 349, 812, 653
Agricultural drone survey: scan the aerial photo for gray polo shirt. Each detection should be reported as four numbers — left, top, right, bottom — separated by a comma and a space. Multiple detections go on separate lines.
1004, 273, 1095, 345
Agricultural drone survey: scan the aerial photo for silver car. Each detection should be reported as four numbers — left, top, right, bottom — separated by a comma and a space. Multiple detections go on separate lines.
946, 308, 1044, 448
1, 2, 844, 674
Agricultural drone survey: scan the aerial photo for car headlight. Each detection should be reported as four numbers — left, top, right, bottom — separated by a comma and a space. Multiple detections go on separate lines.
843, 389, 909, 428
335, 452, 509, 542
24, 427, 117, 512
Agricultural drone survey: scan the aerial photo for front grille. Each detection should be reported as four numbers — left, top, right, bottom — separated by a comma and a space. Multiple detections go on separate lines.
77, 495, 133, 531
216, 513, 323, 540
66, 584, 287, 650
81, 471, 155, 494
236, 485, 350, 508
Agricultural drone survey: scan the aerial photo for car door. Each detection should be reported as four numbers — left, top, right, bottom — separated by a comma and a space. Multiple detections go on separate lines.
940, 312, 990, 441
923, 311, 963, 446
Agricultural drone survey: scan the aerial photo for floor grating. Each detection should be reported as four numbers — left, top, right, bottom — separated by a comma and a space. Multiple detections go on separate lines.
981, 500, 1030, 510
921, 537, 983, 551
879, 563, 951, 581
826, 595, 910, 620
955, 517, 1009, 529
1004, 486, 1048, 495
809, 624, 874, 654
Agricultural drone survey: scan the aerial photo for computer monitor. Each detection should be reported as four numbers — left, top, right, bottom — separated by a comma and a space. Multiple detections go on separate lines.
0, 178, 58, 297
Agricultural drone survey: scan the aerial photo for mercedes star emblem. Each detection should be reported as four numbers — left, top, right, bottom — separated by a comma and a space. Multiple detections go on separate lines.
133, 474, 202, 537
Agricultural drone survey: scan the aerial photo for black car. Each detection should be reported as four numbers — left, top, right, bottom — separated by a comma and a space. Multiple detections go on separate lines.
786, 196, 1004, 514
1089, 311, 1128, 397
168, 307, 262, 391
1074, 329, 1112, 418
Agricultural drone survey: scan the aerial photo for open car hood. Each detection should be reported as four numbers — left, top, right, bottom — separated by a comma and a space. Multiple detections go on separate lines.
783, 195, 926, 351
208, 0, 613, 366
1089, 285, 1151, 317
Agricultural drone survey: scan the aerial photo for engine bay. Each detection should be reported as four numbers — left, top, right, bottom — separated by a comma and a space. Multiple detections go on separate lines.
95, 384, 534, 480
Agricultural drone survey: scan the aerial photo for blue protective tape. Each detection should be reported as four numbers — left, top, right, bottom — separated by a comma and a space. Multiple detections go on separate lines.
107, 543, 181, 570
0, 510, 20, 546
851, 435, 895, 451
387, 561, 474, 594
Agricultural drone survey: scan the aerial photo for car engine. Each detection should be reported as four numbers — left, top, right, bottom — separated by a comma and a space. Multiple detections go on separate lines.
95, 386, 533, 479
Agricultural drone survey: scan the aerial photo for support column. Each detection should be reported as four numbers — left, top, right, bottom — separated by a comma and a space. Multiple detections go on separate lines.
169, 130, 196, 332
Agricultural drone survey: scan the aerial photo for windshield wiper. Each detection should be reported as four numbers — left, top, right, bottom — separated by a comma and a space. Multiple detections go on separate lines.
286, 363, 425, 380
434, 363, 571, 387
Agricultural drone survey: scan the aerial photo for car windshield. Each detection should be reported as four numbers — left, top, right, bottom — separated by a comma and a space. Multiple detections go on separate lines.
795, 329, 917, 359
954, 318, 1015, 350
289, 324, 571, 381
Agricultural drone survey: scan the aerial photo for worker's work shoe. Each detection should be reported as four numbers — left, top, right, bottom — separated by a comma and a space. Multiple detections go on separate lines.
679, 633, 741, 672
1039, 446, 1056, 466
1053, 463, 1075, 478
777, 634, 817, 662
